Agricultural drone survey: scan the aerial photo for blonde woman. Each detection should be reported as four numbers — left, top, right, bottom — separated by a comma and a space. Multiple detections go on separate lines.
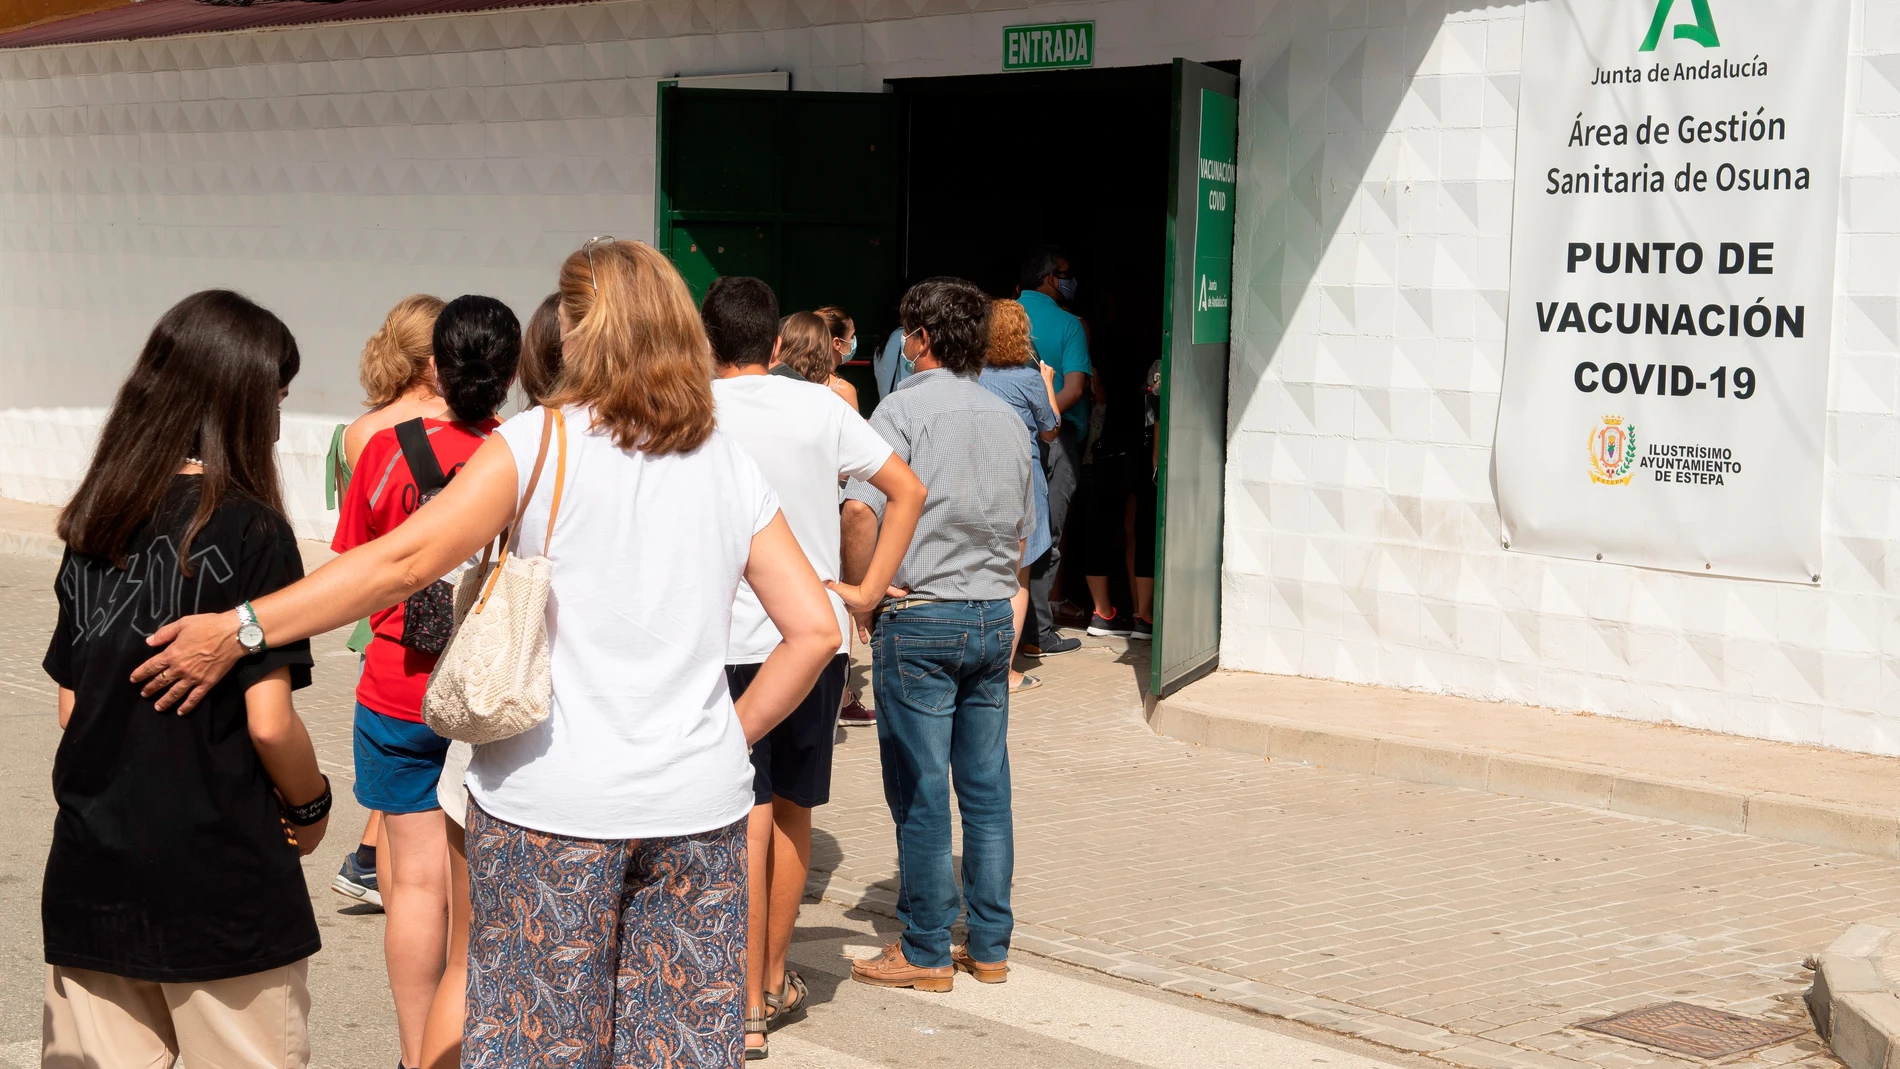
329, 294, 447, 914
980, 299, 1060, 692
136, 239, 839, 1066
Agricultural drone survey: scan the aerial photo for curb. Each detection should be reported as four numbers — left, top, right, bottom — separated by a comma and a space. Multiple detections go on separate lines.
805, 869, 1602, 1069
1150, 694, 1900, 859
1810, 918, 1900, 1069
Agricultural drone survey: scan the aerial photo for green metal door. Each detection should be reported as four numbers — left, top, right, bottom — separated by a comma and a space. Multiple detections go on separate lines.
1152, 59, 1238, 698
656, 83, 901, 386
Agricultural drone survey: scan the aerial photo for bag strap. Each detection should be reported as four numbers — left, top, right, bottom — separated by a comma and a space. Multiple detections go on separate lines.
544, 408, 567, 555
393, 418, 450, 495
475, 407, 564, 614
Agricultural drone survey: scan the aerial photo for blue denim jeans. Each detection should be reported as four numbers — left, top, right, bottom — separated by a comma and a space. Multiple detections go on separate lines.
872, 598, 1016, 968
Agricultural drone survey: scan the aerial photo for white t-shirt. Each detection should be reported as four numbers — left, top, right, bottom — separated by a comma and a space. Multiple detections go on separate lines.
465, 405, 780, 840
712, 375, 894, 663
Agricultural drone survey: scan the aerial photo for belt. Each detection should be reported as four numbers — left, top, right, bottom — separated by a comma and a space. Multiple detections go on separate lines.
881, 596, 944, 613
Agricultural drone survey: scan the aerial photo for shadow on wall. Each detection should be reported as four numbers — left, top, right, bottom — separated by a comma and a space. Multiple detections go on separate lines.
1230, 0, 1523, 441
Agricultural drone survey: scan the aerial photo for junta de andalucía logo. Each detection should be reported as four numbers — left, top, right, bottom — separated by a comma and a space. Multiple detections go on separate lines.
1640, 0, 1720, 51
1587, 416, 1639, 486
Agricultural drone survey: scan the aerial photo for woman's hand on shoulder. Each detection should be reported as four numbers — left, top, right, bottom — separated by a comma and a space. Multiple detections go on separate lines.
131, 611, 243, 714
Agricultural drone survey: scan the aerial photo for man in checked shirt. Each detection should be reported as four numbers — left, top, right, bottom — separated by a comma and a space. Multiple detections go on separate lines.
841, 276, 1037, 994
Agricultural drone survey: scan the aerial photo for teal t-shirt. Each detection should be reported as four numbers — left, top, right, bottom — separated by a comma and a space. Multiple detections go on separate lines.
1019, 289, 1092, 436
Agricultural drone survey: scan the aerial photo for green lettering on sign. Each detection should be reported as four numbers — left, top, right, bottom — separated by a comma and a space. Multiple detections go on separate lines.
1192, 89, 1238, 345
1002, 22, 1095, 71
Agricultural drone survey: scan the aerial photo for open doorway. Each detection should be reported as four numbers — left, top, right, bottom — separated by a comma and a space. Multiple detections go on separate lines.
654, 58, 1239, 695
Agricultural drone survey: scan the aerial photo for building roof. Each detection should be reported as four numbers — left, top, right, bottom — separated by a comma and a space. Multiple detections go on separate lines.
0, 0, 571, 50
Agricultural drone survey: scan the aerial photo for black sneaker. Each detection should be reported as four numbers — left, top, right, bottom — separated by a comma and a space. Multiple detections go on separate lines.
1129, 615, 1153, 642
1024, 631, 1082, 657
333, 853, 383, 910
1087, 610, 1133, 638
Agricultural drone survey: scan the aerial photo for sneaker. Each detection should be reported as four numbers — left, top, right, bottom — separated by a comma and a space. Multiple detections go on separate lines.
1087, 610, 1133, 638
951, 944, 1009, 984
839, 691, 876, 727
1129, 615, 1153, 642
332, 853, 383, 910
851, 941, 954, 992
1022, 631, 1082, 657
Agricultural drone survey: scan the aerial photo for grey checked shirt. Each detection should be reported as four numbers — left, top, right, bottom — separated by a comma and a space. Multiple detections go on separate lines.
844, 368, 1036, 602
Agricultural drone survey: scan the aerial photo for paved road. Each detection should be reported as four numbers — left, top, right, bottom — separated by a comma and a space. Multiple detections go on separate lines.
0, 552, 1409, 1068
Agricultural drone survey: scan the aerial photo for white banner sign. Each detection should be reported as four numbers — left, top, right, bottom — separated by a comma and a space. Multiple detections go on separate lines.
1495, 0, 1848, 582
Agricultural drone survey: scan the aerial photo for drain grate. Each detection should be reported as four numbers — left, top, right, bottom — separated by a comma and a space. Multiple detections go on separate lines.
1578, 1001, 1806, 1059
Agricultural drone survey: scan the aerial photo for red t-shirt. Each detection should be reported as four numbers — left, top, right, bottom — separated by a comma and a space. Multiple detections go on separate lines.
332, 418, 498, 721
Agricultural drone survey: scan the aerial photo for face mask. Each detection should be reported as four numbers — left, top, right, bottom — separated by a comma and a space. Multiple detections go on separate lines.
1056, 276, 1079, 302
844, 336, 858, 359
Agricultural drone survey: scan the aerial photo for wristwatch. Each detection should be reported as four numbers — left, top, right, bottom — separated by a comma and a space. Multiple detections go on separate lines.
236, 601, 268, 654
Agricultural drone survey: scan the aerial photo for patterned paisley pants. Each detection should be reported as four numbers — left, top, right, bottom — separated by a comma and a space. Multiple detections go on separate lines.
462, 802, 748, 1068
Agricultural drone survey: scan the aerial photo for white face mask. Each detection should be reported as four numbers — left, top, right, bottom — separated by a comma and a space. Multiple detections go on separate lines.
843, 336, 858, 359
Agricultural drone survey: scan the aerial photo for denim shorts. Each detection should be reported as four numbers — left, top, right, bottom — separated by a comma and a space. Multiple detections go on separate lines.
352, 703, 450, 815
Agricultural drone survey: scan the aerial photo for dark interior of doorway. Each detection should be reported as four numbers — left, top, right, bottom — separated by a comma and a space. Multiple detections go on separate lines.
888, 61, 1238, 620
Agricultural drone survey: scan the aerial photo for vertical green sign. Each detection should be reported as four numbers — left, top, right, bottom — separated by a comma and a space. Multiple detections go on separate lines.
1192, 89, 1238, 344
1003, 22, 1095, 71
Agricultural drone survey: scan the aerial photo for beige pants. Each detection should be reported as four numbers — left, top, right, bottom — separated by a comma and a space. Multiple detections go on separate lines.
43, 961, 310, 1069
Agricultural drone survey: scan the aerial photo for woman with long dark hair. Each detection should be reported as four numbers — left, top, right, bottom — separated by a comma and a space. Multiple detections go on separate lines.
136, 241, 838, 1066
42, 290, 330, 1068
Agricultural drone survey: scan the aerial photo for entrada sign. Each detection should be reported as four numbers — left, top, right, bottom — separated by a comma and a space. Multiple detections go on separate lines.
1003, 22, 1094, 71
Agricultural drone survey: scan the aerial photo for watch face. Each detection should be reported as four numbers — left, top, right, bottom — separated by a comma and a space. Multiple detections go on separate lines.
238, 622, 265, 650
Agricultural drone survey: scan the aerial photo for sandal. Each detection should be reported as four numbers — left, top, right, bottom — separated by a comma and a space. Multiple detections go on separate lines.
764, 969, 809, 1030
744, 1013, 770, 1060
1010, 673, 1042, 693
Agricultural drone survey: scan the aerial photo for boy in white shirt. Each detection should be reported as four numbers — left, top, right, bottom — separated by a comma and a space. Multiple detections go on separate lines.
702, 276, 926, 1057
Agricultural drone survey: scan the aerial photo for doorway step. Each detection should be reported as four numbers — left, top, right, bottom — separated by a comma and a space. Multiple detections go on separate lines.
1152, 670, 1900, 859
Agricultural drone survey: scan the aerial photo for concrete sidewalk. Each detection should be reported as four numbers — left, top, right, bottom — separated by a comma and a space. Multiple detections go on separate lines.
1153, 670, 1900, 859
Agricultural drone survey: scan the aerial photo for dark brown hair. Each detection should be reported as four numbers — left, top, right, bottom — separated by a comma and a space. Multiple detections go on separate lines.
701, 276, 779, 368
550, 239, 716, 455
59, 290, 300, 573
901, 277, 992, 376
519, 293, 564, 405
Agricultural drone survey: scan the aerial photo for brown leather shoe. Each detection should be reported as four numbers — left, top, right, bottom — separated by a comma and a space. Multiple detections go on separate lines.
850, 941, 954, 992
951, 944, 1009, 984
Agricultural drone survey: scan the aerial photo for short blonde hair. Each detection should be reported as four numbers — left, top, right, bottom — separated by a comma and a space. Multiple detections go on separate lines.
985, 299, 1035, 368
778, 311, 835, 386
359, 295, 444, 408
548, 240, 715, 456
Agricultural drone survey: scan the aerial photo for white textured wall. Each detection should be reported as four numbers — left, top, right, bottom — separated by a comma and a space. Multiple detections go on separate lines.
1224, 0, 1900, 754
0, 0, 1253, 537
0, 0, 1257, 417
10, 0, 1898, 753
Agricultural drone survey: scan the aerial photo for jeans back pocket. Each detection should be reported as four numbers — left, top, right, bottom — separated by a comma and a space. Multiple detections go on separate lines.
892, 633, 967, 714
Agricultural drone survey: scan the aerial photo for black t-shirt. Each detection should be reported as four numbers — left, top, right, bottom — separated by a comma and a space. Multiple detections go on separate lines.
41, 477, 319, 983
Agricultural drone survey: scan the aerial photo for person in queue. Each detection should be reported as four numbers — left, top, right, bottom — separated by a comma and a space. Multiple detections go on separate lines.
704, 276, 926, 1058
1015, 246, 1092, 659
416, 290, 562, 1069
331, 294, 520, 1069
134, 239, 839, 1066
328, 293, 449, 912
979, 299, 1062, 693
841, 277, 1035, 992
43, 290, 329, 1069
813, 305, 862, 410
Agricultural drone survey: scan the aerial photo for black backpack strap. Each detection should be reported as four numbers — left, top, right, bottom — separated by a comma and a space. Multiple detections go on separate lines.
393, 419, 450, 495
